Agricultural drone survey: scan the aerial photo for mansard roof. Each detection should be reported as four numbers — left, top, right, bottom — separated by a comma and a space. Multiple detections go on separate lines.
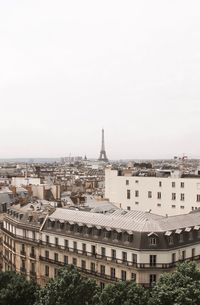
48, 208, 200, 233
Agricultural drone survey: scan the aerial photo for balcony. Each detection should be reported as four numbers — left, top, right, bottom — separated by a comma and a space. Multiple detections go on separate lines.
39, 256, 119, 282
2, 227, 39, 244
30, 252, 36, 259
20, 267, 26, 274
20, 250, 26, 256
30, 270, 37, 277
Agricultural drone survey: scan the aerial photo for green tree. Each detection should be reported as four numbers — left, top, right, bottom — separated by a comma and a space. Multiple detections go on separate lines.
35, 265, 99, 305
0, 271, 38, 305
149, 261, 200, 305
98, 280, 148, 305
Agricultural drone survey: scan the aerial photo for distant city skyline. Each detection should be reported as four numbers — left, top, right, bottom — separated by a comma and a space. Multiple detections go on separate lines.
0, 1, 200, 159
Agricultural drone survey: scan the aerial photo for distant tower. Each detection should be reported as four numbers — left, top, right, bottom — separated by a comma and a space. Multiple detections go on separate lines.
98, 129, 108, 162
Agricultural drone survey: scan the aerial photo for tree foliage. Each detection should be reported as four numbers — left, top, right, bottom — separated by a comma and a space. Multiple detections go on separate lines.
35, 265, 99, 305
0, 271, 38, 305
149, 261, 200, 305
1, 262, 200, 305
98, 280, 148, 305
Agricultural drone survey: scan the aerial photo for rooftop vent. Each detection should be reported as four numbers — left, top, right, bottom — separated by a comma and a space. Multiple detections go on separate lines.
121, 210, 127, 215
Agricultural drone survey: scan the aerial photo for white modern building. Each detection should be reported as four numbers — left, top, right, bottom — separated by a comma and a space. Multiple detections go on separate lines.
11, 177, 41, 187
105, 168, 200, 216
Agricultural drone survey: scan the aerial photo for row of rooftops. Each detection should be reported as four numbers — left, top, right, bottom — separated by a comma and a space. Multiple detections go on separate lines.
4, 202, 200, 236
113, 168, 200, 178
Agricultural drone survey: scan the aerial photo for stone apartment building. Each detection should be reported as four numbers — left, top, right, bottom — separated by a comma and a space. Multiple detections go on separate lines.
105, 168, 200, 216
2, 203, 200, 288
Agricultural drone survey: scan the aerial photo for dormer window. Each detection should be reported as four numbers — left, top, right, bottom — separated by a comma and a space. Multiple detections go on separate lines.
50, 219, 55, 228
103, 228, 111, 239
169, 235, 173, 245
124, 231, 133, 243
150, 237, 157, 245
148, 232, 158, 246
85, 224, 92, 235
113, 229, 122, 241
175, 229, 183, 242
28, 215, 33, 222
179, 234, 184, 243
59, 219, 65, 229
70, 224, 74, 232
77, 223, 83, 233
95, 226, 101, 236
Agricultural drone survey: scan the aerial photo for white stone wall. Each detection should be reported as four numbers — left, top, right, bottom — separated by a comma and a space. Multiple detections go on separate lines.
105, 168, 200, 215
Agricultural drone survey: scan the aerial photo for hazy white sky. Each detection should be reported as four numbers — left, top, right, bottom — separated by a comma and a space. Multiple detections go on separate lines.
0, 0, 200, 159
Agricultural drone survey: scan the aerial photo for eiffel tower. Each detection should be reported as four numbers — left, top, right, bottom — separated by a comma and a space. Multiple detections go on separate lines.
98, 128, 108, 162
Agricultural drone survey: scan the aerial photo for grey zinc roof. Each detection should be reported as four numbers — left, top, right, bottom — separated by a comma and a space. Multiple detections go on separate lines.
0, 193, 13, 204
48, 208, 200, 233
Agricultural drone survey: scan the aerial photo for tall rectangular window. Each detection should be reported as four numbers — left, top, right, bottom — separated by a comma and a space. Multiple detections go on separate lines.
180, 193, 185, 201
111, 249, 116, 260
54, 253, 58, 262
82, 243, 86, 253
197, 194, 200, 202
73, 241, 77, 251
126, 180, 129, 186
150, 255, 157, 266
32, 231, 36, 240
127, 190, 131, 199
135, 190, 139, 197
91, 245, 96, 256
45, 265, 49, 277
150, 274, 156, 285
172, 253, 176, 263
64, 255, 68, 265
180, 182, 184, 188
30, 246, 35, 257
110, 267, 115, 279
46, 235, 49, 244
157, 192, 161, 199
23, 229, 26, 238
192, 248, 195, 257
73, 258, 77, 266
122, 251, 127, 262
101, 247, 106, 257
159, 181, 162, 187
172, 182, 175, 188
132, 253, 137, 263
45, 250, 49, 259
91, 262, 95, 272
31, 262, 35, 273
148, 191, 152, 198
100, 265, 105, 275
121, 270, 127, 281
172, 193, 176, 200
81, 260, 86, 269
21, 244, 25, 255
64, 239, 68, 249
